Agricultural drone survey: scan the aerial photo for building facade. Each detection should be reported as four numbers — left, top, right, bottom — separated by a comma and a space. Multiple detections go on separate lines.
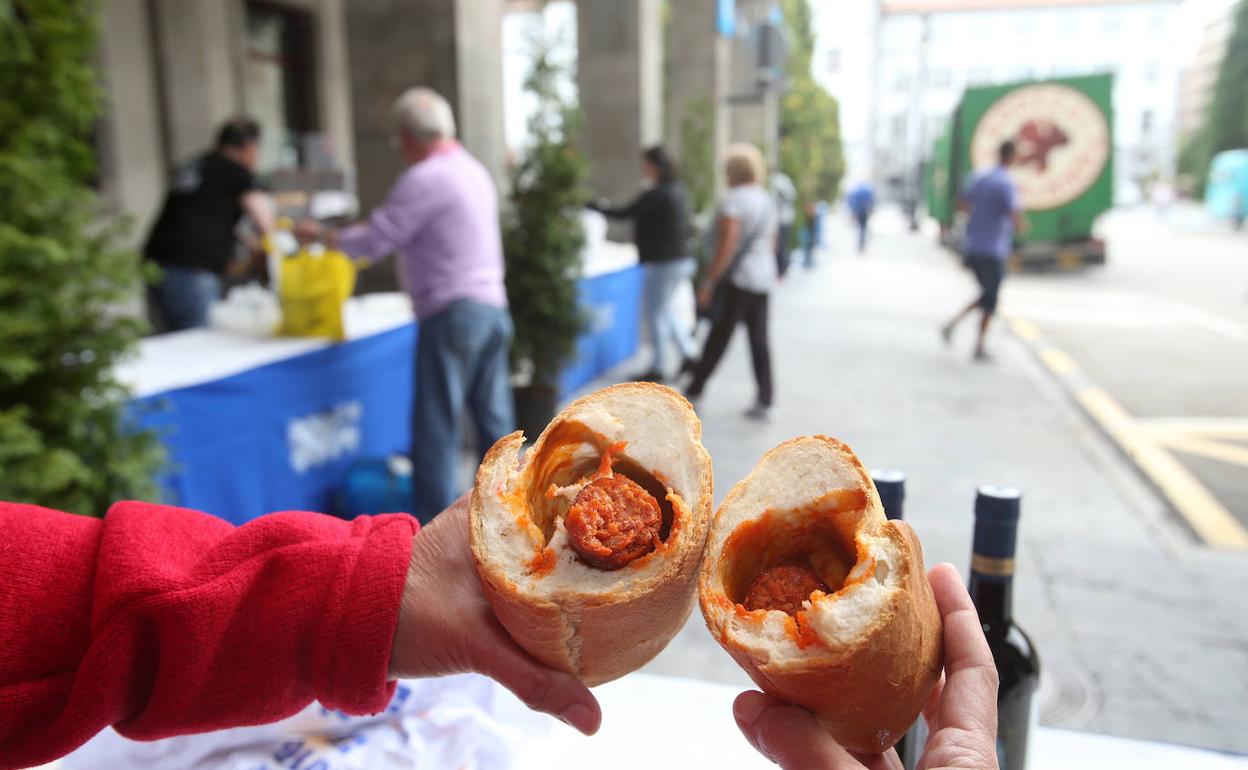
867, 0, 1182, 202
96, 0, 358, 243
1177, 2, 1236, 143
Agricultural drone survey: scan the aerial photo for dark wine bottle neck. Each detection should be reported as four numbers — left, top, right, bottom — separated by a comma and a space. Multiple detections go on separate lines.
968, 567, 1013, 627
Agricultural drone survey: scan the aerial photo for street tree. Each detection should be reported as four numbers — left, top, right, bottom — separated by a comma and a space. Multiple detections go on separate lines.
779, 0, 846, 217
0, 0, 163, 515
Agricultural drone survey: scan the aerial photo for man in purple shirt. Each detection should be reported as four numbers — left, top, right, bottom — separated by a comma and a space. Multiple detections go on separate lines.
298, 88, 513, 522
941, 140, 1025, 361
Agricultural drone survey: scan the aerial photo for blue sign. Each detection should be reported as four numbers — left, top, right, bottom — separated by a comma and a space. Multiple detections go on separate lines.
717, 0, 736, 37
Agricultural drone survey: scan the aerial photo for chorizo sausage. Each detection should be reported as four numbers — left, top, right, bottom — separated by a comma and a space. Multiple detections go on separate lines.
565, 475, 662, 570
743, 564, 830, 616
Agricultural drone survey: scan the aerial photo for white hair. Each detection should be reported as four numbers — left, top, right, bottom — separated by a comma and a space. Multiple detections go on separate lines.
393, 87, 456, 141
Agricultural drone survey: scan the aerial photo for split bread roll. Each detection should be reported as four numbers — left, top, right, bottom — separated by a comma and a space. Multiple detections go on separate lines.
470, 382, 713, 686
699, 436, 942, 754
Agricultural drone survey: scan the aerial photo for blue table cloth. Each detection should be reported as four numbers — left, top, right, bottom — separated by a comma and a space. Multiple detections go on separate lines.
134, 266, 641, 524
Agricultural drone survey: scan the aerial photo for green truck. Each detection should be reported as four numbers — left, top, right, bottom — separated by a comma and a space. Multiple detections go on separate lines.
925, 73, 1115, 270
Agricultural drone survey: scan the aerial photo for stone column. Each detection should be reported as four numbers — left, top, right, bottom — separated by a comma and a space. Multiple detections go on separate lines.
345, 0, 505, 212
576, 0, 664, 208
666, 0, 730, 198
726, 0, 780, 168
150, 0, 243, 163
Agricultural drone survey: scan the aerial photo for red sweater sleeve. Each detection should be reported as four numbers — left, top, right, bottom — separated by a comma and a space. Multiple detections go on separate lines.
0, 501, 419, 769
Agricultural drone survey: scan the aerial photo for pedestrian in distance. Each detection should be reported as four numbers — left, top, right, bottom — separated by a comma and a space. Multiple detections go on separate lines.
590, 146, 698, 383
687, 143, 779, 421
771, 169, 798, 277
0, 497, 999, 770
294, 88, 514, 523
144, 118, 275, 331
801, 199, 824, 269
846, 180, 875, 254
941, 140, 1027, 362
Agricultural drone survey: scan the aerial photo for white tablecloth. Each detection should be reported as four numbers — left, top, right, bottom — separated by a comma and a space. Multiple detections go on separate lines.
116, 292, 414, 399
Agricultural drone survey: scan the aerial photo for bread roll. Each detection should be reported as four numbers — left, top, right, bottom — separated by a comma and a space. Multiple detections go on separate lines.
470, 382, 713, 686
699, 436, 942, 754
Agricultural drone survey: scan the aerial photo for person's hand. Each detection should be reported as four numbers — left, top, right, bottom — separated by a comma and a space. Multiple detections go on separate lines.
389, 496, 602, 735
732, 563, 999, 769
292, 218, 323, 244
697, 280, 715, 310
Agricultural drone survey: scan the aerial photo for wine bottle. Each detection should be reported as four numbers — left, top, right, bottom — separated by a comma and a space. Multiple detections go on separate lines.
871, 470, 923, 770
969, 485, 1040, 770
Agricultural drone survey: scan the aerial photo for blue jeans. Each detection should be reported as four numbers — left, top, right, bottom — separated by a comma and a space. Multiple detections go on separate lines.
151, 266, 221, 331
411, 299, 515, 523
643, 257, 697, 374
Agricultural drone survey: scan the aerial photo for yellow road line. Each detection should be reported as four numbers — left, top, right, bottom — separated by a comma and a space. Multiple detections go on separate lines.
1077, 387, 1248, 550
1007, 316, 1041, 341
1156, 434, 1248, 468
1040, 348, 1079, 376
1136, 417, 1248, 440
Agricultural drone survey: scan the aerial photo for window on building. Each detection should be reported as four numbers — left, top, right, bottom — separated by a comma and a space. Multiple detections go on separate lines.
968, 66, 992, 85
1144, 59, 1160, 83
244, 2, 319, 172
1058, 12, 1078, 35
1140, 109, 1154, 134
892, 70, 912, 91
927, 67, 952, 89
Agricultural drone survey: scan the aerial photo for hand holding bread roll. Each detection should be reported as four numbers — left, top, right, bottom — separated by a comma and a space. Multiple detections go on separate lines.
699, 435, 942, 754
470, 383, 713, 686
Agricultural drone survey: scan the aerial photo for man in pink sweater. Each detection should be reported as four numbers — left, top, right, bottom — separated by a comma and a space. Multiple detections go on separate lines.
298, 88, 513, 523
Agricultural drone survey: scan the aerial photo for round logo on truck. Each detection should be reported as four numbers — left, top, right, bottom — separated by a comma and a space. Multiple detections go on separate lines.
970, 83, 1110, 210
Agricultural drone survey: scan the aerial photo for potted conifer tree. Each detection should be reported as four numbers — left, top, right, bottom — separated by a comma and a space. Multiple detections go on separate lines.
0, 1, 163, 515
504, 34, 588, 437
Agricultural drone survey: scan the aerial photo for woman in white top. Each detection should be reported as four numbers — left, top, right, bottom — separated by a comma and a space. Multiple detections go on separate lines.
685, 143, 779, 420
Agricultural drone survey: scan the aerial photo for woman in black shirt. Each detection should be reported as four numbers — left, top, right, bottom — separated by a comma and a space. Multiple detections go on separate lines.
592, 146, 697, 382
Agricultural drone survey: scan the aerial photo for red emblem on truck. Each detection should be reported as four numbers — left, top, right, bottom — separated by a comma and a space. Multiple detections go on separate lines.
1014, 120, 1069, 173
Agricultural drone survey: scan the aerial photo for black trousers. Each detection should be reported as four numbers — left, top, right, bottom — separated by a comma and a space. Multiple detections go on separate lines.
688, 283, 773, 406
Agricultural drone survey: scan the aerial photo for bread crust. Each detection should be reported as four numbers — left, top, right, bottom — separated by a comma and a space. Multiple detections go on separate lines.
470, 383, 714, 686
698, 436, 942, 754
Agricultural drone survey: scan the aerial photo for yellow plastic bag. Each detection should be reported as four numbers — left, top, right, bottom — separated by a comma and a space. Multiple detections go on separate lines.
277, 248, 357, 341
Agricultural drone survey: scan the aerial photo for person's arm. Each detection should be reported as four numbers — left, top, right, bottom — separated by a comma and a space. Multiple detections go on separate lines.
241, 190, 276, 236
593, 190, 647, 220
1009, 184, 1028, 234
707, 215, 741, 285
305, 173, 430, 262
0, 502, 417, 769
733, 564, 999, 769
0, 497, 599, 770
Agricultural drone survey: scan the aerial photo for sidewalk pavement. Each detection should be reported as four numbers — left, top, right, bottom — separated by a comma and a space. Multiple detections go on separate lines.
577, 208, 1248, 754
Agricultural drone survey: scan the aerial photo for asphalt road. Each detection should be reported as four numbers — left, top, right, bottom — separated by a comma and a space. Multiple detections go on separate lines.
610, 207, 1248, 753
1002, 203, 1248, 547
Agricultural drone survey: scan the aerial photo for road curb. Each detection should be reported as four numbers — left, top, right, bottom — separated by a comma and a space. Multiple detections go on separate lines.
1005, 316, 1248, 551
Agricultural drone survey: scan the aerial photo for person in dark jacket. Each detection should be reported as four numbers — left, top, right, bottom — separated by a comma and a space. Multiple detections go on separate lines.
592, 146, 697, 382
144, 118, 274, 331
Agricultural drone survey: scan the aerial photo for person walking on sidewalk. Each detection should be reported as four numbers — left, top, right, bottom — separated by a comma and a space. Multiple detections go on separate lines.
294, 88, 513, 522
591, 146, 697, 382
941, 140, 1026, 362
687, 144, 778, 421
771, 169, 797, 277
846, 180, 875, 254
